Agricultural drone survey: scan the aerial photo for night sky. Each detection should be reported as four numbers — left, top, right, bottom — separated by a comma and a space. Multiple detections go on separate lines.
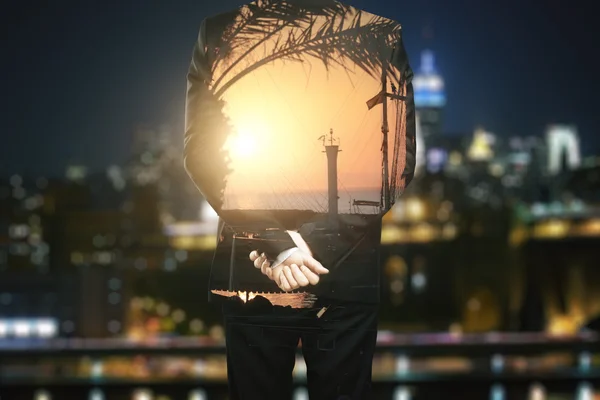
3, 0, 598, 177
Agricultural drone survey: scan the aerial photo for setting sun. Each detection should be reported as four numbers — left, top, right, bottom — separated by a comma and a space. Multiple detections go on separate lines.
217, 45, 390, 210
231, 131, 256, 158
226, 121, 266, 160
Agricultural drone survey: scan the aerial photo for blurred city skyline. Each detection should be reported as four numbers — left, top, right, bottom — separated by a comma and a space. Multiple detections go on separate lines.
2, 2, 600, 398
3, 0, 599, 176
2, 0, 599, 344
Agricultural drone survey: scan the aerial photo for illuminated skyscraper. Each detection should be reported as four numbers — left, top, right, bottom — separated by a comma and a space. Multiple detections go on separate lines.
546, 124, 581, 175
413, 50, 446, 144
467, 127, 496, 162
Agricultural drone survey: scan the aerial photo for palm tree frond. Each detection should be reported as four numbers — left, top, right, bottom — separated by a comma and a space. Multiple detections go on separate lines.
211, 0, 353, 86
213, 5, 402, 98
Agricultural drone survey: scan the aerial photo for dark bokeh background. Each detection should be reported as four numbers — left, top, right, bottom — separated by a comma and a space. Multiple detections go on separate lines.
1, 1, 599, 399
2, 0, 598, 175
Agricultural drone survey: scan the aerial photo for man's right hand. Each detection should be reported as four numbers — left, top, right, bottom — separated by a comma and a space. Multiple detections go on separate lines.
249, 249, 329, 292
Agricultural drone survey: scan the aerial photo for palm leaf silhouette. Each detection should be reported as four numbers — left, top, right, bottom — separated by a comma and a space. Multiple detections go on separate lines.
210, 0, 402, 99
210, 0, 350, 89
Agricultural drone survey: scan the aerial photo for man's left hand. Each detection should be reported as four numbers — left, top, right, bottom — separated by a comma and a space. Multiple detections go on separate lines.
249, 249, 328, 291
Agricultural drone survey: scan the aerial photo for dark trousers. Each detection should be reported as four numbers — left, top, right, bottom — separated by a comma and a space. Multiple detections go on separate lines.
222, 296, 379, 400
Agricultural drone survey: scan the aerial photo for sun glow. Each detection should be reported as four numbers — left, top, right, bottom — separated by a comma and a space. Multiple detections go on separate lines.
218, 57, 387, 208
226, 122, 265, 159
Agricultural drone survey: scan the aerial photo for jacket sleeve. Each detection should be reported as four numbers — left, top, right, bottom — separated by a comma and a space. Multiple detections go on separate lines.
390, 30, 417, 204
183, 17, 231, 214
401, 80, 417, 195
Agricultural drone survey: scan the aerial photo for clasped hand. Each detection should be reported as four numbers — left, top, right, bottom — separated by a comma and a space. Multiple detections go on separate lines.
249, 249, 329, 292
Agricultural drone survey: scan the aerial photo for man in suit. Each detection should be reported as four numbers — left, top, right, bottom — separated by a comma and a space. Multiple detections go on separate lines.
184, 1, 416, 398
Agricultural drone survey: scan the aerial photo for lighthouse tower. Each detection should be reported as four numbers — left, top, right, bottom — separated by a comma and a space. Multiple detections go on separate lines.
321, 128, 340, 226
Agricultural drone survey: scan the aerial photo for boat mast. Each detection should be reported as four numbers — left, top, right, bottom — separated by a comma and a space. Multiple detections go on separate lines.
381, 60, 391, 211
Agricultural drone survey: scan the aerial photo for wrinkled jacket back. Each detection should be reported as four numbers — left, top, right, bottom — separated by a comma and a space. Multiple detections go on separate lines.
184, 0, 416, 302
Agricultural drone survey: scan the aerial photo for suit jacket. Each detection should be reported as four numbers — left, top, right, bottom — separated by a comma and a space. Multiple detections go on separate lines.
183, 0, 416, 304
